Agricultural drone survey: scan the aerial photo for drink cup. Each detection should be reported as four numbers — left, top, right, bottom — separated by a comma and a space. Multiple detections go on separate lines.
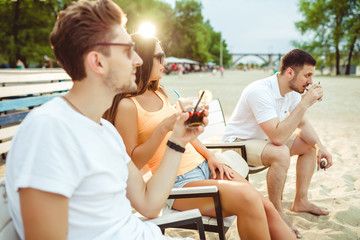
178, 97, 205, 129
320, 159, 327, 169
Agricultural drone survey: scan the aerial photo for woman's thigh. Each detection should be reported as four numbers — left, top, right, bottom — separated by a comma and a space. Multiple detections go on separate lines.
172, 177, 257, 217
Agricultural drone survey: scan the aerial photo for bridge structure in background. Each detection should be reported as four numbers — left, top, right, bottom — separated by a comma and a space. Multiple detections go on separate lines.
230, 53, 284, 68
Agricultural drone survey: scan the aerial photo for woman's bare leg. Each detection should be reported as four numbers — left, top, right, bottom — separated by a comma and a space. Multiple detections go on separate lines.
172, 171, 296, 240
172, 179, 271, 240
260, 195, 296, 239
230, 172, 296, 240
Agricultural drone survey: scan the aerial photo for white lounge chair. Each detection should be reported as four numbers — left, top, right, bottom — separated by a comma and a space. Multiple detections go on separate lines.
199, 99, 268, 178
0, 177, 206, 240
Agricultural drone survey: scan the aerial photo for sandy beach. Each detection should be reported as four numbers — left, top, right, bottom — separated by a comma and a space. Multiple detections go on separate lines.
161, 70, 360, 240
1, 69, 359, 239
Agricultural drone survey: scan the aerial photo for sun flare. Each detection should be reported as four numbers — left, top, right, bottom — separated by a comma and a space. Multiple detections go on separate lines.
137, 22, 156, 38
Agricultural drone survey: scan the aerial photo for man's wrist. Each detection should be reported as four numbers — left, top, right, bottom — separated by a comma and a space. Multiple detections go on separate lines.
314, 143, 324, 150
297, 101, 309, 111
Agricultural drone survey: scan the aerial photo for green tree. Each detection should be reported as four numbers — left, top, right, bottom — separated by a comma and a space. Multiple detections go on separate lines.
0, 0, 232, 67
204, 21, 231, 66
343, 2, 360, 73
116, 0, 231, 65
294, 0, 360, 75
167, 0, 210, 62
0, 0, 71, 67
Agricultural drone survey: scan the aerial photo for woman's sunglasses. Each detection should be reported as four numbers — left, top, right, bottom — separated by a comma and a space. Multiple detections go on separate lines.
154, 52, 165, 64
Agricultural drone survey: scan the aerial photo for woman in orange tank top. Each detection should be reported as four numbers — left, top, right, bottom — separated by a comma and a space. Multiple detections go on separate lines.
103, 34, 296, 240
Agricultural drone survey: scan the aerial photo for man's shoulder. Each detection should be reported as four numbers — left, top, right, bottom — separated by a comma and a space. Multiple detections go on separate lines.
16, 98, 74, 139
247, 75, 273, 90
24, 98, 66, 122
244, 78, 272, 97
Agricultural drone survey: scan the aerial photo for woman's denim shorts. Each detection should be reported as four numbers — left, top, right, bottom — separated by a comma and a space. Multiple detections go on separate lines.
166, 160, 210, 209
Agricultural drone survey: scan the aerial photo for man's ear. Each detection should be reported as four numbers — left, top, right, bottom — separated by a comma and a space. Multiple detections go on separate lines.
85, 51, 106, 75
285, 67, 294, 78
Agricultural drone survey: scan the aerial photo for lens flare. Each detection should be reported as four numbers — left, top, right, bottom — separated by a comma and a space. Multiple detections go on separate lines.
137, 22, 156, 38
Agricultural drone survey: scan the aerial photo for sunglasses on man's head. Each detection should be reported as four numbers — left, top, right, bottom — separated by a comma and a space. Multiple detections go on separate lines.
154, 52, 165, 64
95, 42, 135, 59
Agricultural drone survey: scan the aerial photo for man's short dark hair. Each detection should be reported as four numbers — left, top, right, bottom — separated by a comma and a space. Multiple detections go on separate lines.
50, 0, 127, 80
280, 49, 316, 74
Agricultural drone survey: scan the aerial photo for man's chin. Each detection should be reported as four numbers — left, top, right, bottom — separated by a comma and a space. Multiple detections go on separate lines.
116, 84, 138, 94
128, 86, 138, 93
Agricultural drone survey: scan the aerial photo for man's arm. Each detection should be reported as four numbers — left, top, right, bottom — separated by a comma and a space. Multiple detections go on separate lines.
19, 188, 69, 240
297, 118, 333, 169
260, 84, 323, 145
126, 137, 184, 218
260, 103, 307, 145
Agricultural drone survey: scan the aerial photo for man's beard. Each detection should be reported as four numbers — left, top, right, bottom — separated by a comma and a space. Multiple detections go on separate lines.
107, 70, 137, 94
289, 71, 306, 94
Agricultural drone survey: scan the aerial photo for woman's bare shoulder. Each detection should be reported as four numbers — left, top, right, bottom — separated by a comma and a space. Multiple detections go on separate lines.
117, 98, 136, 112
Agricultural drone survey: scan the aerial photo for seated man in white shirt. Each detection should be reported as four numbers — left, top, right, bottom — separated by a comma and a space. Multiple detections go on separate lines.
222, 49, 333, 239
5, 0, 206, 239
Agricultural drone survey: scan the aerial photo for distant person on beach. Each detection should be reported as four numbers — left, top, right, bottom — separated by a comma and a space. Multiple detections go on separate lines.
43, 55, 53, 68
1, 62, 10, 68
220, 66, 224, 77
16, 59, 25, 69
103, 33, 297, 240
320, 64, 324, 75
222, 49, 333, 238
178, 63, 184, 76
5, 0, 205, 239
212, 66, 217, 75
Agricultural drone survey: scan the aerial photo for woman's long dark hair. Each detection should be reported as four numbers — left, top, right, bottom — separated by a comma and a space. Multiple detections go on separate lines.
103, 33, 167, 124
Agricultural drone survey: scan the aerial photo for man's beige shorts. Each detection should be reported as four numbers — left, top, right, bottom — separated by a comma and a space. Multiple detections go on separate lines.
230, 134, 297, 166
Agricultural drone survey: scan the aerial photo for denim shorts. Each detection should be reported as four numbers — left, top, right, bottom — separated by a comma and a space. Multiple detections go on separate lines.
166, 160, 211, 209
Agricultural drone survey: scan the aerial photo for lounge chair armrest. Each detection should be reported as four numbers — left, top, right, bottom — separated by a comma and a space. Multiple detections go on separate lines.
204, 142, 245, 149
146, 209, 206, 239
145, 209, 201, 225
169, 186, 218, 197
169, 186, 219, 200
168, 186, 224, 235
204, 142, 247, 161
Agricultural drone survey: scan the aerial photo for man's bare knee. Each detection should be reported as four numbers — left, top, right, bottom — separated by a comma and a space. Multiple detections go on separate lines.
262, 144, 290, 168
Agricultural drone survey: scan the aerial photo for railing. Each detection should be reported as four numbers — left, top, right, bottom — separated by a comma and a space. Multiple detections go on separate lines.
0, 69, 72, 162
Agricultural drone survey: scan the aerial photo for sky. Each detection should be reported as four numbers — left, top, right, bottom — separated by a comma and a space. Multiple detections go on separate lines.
161, 0, 307, 63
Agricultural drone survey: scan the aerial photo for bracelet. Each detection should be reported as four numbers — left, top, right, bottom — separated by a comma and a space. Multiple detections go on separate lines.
166, 140, 185, 153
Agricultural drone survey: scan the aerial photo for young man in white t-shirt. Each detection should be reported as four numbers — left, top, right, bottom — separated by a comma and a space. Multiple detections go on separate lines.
5, 0, 206, 239
222, 49, 333, 239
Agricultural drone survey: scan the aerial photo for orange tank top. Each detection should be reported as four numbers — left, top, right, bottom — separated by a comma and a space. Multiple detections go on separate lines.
130, 91, 205, 176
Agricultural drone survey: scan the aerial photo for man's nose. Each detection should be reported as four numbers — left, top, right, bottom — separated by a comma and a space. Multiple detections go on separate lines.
133, 51, 143, 67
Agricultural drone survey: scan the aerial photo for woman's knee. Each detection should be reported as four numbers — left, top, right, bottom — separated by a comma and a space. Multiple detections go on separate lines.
231, 185, 261, 207
218, 183, 266, 219
262, 198, 276, 212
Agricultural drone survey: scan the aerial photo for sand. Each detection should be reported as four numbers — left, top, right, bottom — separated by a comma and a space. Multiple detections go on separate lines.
1, 69, 359, 239
161, 70, 360, 240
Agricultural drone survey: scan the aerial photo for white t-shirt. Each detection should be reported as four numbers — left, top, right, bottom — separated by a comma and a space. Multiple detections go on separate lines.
222, 73, 301, 142
6, 97, 163, 240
